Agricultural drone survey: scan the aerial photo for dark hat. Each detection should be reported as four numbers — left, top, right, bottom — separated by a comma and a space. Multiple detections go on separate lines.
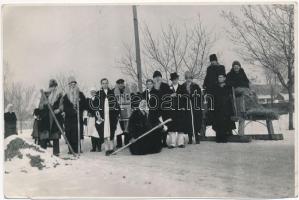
170, 72, 179, 81
116, 79, 125, 84
232, 60, 241, 68
153, 71, 162, 78
217, 71, 226, 77
209, 54, 218, 62
49, 79, 58, 88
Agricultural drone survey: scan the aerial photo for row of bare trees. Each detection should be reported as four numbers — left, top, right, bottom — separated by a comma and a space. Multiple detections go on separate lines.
4, 62, 39, 133
118, 16, 216, 85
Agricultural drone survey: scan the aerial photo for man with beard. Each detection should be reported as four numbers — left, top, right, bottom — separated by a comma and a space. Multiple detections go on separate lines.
96, 78, 120, 156
182, 71, 202, 144
114, 79, 131, 148
61, 76, 87, 154
152, 71, 172, 147
168, 72, 186, 148
38, 79, 64, 156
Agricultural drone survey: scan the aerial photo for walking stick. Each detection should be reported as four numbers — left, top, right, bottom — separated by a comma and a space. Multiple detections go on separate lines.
110, 118, 172, 156
77, 99, 81, 156
40, 90, 76, 157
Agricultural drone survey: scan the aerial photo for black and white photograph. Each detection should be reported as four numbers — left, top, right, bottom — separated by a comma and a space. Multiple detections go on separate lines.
1, 1, 297, 199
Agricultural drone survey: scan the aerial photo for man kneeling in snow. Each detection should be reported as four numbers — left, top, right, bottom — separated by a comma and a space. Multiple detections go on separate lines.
128, 100, 164, 155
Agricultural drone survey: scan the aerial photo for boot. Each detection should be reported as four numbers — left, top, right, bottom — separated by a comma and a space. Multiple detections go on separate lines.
188, 134, 193, 144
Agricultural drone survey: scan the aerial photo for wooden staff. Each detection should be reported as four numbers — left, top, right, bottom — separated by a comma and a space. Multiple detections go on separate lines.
110, 118, 172, 156
77, 99, 81, 156
40, 90, 76, 157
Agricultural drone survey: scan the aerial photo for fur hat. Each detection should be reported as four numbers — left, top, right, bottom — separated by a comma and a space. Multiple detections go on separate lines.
153, 71, 162, 78
49, 79, 58, 88
209, 54, 218, 62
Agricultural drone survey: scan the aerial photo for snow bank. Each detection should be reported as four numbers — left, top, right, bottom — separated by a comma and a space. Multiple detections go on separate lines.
4, 135, 67, 173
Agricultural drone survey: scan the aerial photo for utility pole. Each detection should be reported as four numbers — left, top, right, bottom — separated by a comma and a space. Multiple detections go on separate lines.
132, 5, 143, 92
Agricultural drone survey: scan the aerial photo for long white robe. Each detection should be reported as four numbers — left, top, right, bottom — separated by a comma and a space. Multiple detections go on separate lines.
103, 96, 111, 139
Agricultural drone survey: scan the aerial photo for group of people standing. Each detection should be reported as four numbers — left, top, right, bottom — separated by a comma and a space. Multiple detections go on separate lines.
10, 53, 251, 157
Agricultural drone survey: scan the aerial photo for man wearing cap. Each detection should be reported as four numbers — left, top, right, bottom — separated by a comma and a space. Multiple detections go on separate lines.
60, 76, 87, 154
152, 70, 172, 147
168, 72, 186, 148
114, 79, 131, 148
38, 79, 63, 156
181, 71, 202, 144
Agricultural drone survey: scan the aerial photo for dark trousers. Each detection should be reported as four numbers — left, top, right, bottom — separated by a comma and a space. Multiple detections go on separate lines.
91, 137, 101, 151
215, 130, 227, 143
39, 139, 60, 155
188, 132, 200, 144
116, 121, 130, 147
162, 131, 168, 146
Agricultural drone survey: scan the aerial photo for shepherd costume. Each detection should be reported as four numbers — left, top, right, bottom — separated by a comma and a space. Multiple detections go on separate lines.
128, 106, 162, 155
114, 82, 131, 148
61, 78, 87, 154
95, 88, 120, 154
153, 71, 172, 147
4, 104, 17, 138
181, 82, 202, 144
38, 81, 63, 155
85, 94, 102, 152
168, 73, 186, 148
212, 82, 236, 143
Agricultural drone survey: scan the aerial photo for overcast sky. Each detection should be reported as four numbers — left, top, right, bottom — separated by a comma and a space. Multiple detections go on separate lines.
3, 5, 265, 90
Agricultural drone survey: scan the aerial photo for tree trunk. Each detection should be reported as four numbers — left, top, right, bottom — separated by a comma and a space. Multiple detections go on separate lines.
288, 88, 294, 130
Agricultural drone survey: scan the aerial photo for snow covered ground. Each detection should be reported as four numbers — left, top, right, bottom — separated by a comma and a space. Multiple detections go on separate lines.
4, 114, 296, 198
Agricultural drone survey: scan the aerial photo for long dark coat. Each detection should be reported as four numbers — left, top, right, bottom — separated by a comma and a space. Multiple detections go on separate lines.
154, 82, 172, 121
38, 93, 64, 140
181, 82, 202, 134
226, 68, 250, 88
212, 84, 236, 133
128, 109, 162, 155
94, 89, 120, 140
4, 112, 17, 138
203, 64, 226, 95
62, 91, 86, 141
167, 84, 186, 132
142, 88, 162, 121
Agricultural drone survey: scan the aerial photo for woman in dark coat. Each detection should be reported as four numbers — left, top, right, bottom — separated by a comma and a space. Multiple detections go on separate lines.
226, 60, 250, 88
4, 104, 17, 138
212, 73, 236, 143
31, 108, 40, 144
181, 71, 202, 144
128, 100, 162, 155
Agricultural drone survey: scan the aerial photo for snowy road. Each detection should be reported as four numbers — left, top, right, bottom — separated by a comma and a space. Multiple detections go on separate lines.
4, 115, 295, 198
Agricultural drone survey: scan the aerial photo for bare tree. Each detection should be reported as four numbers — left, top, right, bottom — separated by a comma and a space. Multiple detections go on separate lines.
118, 16, 216, 85
222, 5, 295, 130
